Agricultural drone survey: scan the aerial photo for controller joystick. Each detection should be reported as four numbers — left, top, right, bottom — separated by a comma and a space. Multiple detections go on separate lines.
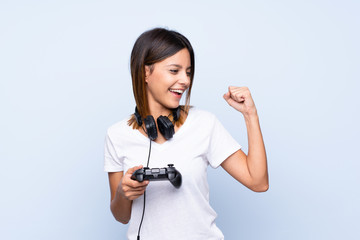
131, 164, 182, 188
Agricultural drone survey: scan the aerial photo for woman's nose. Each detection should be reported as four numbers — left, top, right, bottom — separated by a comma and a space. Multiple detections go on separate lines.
178, 71, 190, 86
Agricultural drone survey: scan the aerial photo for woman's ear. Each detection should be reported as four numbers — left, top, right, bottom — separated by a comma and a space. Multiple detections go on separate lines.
145, 65, 150, 83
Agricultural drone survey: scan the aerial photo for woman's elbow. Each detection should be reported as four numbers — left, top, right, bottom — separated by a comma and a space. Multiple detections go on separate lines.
253, 184, 269, 192
110, 205, 131, 224
116, 217, 130, 224
111, 211, 130, 224
249, 181, 269, 193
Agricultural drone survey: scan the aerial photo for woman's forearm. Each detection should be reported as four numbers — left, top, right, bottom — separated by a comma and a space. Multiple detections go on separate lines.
110, 187, 133, 224
244, 111, 269, 190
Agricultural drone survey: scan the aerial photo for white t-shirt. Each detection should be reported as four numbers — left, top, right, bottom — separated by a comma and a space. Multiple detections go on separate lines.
104, 108, 241, 240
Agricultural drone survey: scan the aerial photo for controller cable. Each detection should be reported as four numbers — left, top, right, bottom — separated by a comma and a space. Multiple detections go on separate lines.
137, 132, 152, 240
136, 115, 176, 239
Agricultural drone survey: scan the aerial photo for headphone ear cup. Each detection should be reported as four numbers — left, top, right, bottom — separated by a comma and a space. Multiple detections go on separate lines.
172, 107, 181, 122
157, 116, 175, 140
144, 115, 157, 140
134, 107, 142, 126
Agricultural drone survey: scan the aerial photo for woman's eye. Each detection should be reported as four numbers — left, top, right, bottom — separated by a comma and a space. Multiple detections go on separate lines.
186, 72, 191, 76
170, 69, 179, 73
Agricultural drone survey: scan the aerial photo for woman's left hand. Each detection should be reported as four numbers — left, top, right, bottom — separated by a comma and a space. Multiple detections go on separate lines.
223, 86, 257, 116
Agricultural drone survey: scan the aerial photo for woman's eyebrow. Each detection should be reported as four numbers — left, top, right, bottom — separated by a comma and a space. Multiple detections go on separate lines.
166, 64, 192, 69
166, 64, 182, 68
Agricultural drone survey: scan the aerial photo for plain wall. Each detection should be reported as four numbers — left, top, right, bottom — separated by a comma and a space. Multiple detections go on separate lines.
1, 0, 359, 239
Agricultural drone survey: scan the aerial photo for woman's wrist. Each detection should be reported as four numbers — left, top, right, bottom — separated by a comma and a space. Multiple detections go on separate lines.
116, 179, 130, 202
243, 109, 259, 123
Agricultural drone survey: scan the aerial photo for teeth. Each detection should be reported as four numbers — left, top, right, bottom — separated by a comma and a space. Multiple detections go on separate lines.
169, 89, 184, 94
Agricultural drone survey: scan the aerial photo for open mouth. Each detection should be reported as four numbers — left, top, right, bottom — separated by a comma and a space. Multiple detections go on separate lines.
169, 89, 184, 96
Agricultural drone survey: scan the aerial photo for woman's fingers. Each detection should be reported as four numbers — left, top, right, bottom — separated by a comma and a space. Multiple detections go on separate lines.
125, 165, 144, 177
122, 182, 148, 191
224, 86, 257, 115
229, 86, 249, 102
118, 165, 150, 200
123, 189, 147, 200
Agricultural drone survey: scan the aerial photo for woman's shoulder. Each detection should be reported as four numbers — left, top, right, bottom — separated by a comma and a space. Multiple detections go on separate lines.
189, 106, 216, 118
187, 107, 218, 124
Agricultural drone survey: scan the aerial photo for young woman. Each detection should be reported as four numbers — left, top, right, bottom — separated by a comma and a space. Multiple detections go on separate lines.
104, 27, 268, 240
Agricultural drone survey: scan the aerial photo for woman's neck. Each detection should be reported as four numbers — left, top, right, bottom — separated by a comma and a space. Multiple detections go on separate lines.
148, 105, 173, 120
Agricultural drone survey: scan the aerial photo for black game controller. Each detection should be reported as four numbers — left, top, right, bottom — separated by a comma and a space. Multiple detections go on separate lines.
131, 164, 182, 188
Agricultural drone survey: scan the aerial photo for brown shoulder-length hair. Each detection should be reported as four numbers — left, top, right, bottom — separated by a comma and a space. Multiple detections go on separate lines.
128, 27, 195, 129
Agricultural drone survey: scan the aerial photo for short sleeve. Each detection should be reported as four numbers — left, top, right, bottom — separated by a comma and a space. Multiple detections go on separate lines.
104, 131, 124, 172
206, 116, 242, 168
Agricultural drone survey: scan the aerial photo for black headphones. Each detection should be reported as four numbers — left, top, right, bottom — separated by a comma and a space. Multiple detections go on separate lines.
134, 106, 181, 141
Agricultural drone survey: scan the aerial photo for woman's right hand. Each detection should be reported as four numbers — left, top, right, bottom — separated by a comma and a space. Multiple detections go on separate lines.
117, 165, 149, 201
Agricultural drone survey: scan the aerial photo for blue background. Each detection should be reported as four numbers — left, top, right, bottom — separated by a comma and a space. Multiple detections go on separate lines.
1, 0, 359, 239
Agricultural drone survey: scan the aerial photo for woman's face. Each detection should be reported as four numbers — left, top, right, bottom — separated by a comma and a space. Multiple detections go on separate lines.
145, 48, 191, 113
